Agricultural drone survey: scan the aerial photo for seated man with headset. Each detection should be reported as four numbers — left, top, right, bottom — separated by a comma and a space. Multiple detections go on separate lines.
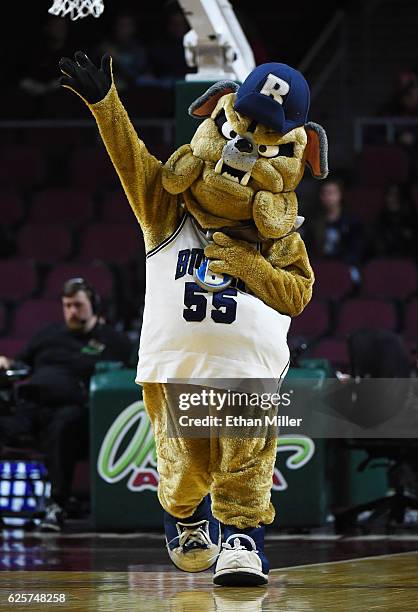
0, 278, 133, 531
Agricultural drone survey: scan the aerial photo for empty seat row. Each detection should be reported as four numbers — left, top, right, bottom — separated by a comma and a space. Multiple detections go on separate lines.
0, 142, 172, 191
1, 255, 416, 306
290, 297, 418, 340
0, 144, 118, 191
346, 185, 418, 224
0, 222, 145, 263
0, 188, 137, 228
0, 261, 115, 301
312, 258, 418, 301
310, 338, 350, 370
0, 142, 411, 192
7, 296, 415, 349
3, 299, 62, 339
308, 335, 417, 371
355, 144, 411, 188
3, 183, 417, 232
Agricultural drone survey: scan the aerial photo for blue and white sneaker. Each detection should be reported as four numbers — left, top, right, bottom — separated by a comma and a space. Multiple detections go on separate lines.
213, 525, 269, 586
164, 495, 221, 572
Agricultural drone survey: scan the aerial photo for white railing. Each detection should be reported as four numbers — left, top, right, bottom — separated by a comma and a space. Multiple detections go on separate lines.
354, 117, 418, 152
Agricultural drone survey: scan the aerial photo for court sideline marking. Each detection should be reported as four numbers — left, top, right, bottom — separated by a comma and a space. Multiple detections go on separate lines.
271, 549, 418, 572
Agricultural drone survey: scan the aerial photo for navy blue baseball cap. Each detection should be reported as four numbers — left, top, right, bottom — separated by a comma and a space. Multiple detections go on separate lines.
234, 63, 310, 134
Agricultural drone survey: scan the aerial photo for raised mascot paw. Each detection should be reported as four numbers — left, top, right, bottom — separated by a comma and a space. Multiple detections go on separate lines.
59, 51, 112, 104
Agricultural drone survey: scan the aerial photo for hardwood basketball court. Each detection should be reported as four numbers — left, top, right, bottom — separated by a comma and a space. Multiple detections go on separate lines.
0, 530, 417, 610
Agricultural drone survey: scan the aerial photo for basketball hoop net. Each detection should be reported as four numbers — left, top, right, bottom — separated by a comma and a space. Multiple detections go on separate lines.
48, 0, 104, 21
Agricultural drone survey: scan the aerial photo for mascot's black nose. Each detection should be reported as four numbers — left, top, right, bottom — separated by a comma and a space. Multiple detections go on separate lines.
234, 138, 253, 153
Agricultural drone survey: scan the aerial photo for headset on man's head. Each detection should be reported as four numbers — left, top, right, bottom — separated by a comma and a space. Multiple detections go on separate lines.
62, 277, 101, 315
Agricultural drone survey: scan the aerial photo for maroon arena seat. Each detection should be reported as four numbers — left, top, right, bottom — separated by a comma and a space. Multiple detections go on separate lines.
28, 189, 95, 228
0, 260, 38, 300
355, 145, 409, 187
404, 299, 418, 339
44, 263, 114, 299
101, 191, 138, 224
360, 259, 417, 300
17, 224, 73, 261
0, 145, 45, 190
0, 302, 6, 333
335, 299, 398, 336
0, 338, 27, 358
312, 260, 353, 301
0, 190, 25, 226
345, 186, 385, 223
11, 299, 62, 338
290, 300, 329, 339
68, 146, 117, 190
77, 224, 143, 264
311, 338, 350, 370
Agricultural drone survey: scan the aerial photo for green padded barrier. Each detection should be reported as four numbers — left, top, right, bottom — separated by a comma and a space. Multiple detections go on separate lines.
299, 358, 336, 378
90, 365, 331, 530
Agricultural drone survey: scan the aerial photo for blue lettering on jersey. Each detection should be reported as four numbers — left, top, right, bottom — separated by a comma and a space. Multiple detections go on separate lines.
175, 249, 192, 279
188, 248, 204, 275
175, 248, 204, 279
174, 247, 245, 291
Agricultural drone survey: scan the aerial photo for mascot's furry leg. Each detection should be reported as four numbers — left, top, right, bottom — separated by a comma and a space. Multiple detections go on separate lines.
143, 382, 276, 584
211, 436, 276, 585
143, 382, 221, 573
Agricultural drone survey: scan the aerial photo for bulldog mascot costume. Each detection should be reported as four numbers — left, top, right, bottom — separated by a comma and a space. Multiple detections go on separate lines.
59, 51, 328, 586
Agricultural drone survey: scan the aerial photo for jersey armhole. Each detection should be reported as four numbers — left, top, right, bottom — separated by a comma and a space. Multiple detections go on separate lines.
146, 213, 188, 259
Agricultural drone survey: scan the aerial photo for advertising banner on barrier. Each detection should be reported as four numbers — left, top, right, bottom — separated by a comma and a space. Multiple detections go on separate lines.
89, 366, 389, 530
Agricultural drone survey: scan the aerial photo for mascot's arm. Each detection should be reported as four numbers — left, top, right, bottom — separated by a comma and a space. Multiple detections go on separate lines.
59, 52, 180, 252
205, 232, 314, 317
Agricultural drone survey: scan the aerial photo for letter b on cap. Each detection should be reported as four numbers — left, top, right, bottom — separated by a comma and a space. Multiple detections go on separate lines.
260, 73, 290, 105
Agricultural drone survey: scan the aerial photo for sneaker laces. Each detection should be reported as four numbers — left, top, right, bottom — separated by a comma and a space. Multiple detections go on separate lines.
208, 533, 259, 565
222, 533, 258, 553
167, 520, 212, 551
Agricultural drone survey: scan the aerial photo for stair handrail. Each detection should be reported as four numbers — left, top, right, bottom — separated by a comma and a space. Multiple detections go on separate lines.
298, 10, 346, 74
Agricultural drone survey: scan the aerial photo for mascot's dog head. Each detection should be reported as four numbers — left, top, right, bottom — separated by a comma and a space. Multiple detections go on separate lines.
162, 63, 328, 240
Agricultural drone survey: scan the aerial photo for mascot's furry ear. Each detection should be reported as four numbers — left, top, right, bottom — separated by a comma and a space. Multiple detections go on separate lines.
304, 122, 329, 179
189, 81, 239, 118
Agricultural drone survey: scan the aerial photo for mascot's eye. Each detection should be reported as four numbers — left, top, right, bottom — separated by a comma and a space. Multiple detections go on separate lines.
258, 142, 294, 158
215, 109, 237, 140
258, 144, 280, 158
221, 122, 237, 140
279, 142, 294, 157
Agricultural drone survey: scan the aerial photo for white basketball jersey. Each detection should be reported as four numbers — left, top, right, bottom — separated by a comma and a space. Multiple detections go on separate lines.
136, 215, 291, 384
